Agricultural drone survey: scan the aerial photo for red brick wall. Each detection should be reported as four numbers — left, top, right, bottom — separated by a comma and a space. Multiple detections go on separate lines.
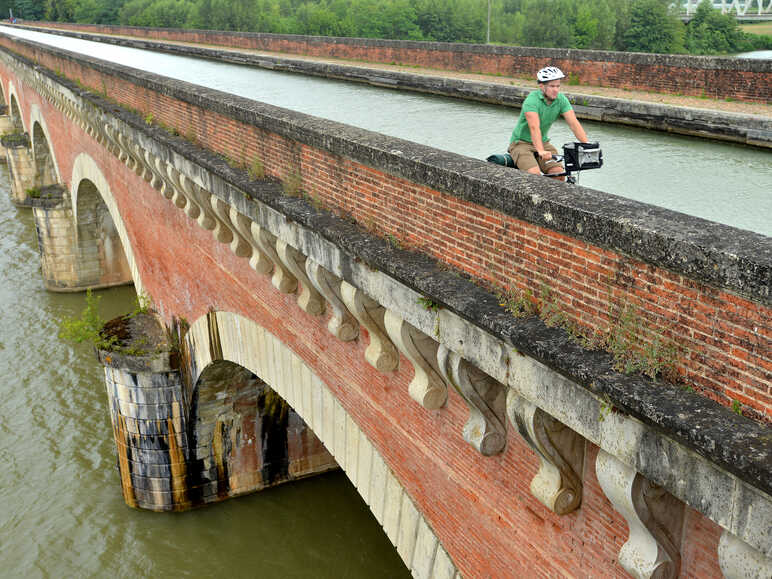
26, 21, 772, 104
1, 34, 767, 423
0, 40, 732, 579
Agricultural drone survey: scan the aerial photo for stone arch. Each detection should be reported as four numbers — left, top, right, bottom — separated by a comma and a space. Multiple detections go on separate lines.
70, 152, 142, 293
185, 310, 458, 578
29, 104, 61, 185
7, 82, 24, 132
187, 359, 338, 505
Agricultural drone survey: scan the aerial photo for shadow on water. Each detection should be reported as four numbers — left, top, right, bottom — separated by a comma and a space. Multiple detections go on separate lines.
0, 164, 409, 577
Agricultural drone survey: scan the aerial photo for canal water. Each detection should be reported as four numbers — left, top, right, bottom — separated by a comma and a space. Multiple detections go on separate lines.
1, 25, 771, 236
0, 164, 410, 576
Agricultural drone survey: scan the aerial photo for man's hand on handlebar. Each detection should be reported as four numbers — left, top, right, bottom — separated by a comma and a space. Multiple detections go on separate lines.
536, 150, 552, 161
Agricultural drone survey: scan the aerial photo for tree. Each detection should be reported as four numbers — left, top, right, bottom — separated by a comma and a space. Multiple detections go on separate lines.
0, 0, 13, 19
685, 0, 745, 54
45, 0, 78, 21
573, 0, 616, 49
13, 0, 46, 19
521, 0, 574, 48
415, 0, 485, 43
623, 0, 684, 53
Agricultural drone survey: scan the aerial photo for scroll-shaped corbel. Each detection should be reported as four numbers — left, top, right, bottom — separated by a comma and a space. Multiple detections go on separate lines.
275, 241, 325, 316
176, 173, 214, 226
155, 159, 187, 210
178, 174, 218, 232
202, 195, 235, 246
507, 392, 584, 515
305, 260, 358, 342
117, 133, 141, 174
383, 310, 447, 409
340, 281, 398, 372
155, 158, 176, 202
596, 450, 684, 579
209, 196, 252, 257
131, 142, 151, 181
142, 150, 166, 195
253, 225, 297, 294
105, 125, 130, 165
228, 208, 273, 275
438, 345, 506, 456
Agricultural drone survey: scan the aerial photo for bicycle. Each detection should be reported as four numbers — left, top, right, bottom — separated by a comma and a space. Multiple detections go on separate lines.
487, 141, 603, 184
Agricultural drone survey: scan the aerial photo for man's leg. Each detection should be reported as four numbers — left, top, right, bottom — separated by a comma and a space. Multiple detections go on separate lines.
508, 141, 541, 174
538, 142, 565, 181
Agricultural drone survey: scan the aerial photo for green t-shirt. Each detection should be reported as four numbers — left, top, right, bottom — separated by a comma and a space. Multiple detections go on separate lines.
510, 90, 572, 144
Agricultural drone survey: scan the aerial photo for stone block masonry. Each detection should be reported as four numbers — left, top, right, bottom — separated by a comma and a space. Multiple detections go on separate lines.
25, 21, 772, 104
4, 141, 35, 205
98, 314, 338, 511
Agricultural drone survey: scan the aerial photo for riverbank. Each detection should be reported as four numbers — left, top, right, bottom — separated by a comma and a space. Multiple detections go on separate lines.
11, 24, 772, 148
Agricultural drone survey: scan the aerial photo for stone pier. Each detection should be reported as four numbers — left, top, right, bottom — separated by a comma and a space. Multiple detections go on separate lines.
98, 313, 338, 511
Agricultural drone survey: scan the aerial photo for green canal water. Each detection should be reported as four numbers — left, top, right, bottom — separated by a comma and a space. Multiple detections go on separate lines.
0, 165, 409, 577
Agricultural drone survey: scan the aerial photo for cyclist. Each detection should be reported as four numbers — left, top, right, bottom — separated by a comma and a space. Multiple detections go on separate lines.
508, 66, 589, 180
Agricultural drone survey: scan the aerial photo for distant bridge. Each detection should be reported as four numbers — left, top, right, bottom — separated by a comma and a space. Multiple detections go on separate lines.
679, 0, 772, 20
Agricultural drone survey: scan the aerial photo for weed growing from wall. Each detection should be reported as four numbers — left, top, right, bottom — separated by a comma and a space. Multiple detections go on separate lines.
497, 283, 680, 383
282, 170, 303, 197
248, 157, 265, 180
58, 290, 158, 356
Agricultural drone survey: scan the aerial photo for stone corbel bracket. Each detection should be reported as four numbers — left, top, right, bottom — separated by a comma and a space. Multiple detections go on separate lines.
507, 392, 584, 515
384, 310, 447, 410
305, 259, 358, 342
596, 450, 685, 579
341, 280, 399, 372
438, 345, 506, 456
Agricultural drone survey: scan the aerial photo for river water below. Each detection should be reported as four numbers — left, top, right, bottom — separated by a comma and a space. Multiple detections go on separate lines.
0, 164, 409, 577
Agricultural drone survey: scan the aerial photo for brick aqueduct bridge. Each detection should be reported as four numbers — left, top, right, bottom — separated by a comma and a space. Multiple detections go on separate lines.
0, 28, 769, 579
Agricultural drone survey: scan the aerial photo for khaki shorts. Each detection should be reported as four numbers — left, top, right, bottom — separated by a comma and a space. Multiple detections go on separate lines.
508, 140, 561, 173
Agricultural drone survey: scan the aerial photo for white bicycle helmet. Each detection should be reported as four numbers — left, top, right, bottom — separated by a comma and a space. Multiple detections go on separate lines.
537, 66, 565, 83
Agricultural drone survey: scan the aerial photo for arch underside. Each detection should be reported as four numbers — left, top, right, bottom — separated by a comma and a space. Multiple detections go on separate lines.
189, 359, 338, 502
70, 152, 141, 292
186, 310, 459, 579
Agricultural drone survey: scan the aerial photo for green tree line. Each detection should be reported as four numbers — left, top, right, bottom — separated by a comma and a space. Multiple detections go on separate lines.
2, 0, 769, 54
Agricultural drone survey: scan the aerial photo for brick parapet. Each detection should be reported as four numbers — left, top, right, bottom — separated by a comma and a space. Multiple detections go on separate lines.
21, 21, 772, 103
0, 32, 769, 422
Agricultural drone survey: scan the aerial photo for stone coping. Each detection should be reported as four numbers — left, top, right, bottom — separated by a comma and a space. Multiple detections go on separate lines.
3, 41, 769, 549
15, 26, 771, 149
27, 183, 65, 208
0, 130, 28, 148
3, 32, 767, 304
19, 21, 772, 73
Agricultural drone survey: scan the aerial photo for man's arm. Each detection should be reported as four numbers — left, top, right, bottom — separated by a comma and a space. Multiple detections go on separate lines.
563, 110, 588, 143
525, 111, 551, 159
